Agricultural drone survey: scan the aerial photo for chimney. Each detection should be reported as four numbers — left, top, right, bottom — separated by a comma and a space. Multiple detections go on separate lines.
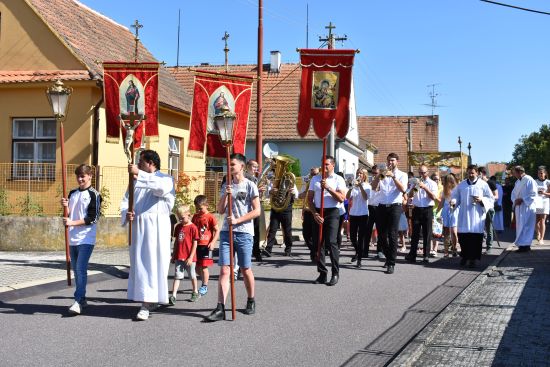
270, 51, 281, 73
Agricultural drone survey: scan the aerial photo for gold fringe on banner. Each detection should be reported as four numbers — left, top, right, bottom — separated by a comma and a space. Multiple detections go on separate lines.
106, 137, 120, 144
186, 150, 204, 159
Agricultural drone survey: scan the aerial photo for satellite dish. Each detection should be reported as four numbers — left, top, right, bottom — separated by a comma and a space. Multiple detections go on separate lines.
263, 142, 279, 158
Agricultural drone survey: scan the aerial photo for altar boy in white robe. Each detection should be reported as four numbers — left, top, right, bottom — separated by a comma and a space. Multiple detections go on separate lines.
121, 150, 175, 321
511, 165, 537, 252
451, 165, 494, 268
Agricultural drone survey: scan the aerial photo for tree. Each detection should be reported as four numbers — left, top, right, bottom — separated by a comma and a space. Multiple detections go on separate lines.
280, 153, 301, 178
510, 124, 550, 176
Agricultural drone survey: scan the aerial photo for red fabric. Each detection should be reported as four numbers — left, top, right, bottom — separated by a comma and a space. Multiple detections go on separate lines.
103, 62, 159, 145
192, 212, 218, 246
188, 70, 254, 158
172, 222, 200, 261
297, 49, 355, 139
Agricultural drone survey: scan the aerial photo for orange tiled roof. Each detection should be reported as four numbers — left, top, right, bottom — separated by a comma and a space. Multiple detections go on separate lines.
168, 63, 319, 140
24, 0, 191, 113
0, 70, 92, 83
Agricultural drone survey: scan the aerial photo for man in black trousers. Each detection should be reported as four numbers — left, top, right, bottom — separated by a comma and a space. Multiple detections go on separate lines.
299, 167, 319, 261
371, 153, 408, 274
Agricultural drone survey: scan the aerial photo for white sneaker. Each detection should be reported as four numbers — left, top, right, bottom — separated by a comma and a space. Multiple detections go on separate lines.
539, 240, 545, 245
136, 307, 149, 321
68, 301, 81, 315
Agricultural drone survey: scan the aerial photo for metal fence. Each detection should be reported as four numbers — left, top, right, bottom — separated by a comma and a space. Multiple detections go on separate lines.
0, 163, 306, 217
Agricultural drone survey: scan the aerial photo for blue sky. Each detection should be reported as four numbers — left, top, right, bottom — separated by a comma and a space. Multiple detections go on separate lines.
80, 0, 550, 164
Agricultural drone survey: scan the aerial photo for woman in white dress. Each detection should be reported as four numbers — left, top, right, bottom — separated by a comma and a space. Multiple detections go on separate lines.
535, 166, 550, 245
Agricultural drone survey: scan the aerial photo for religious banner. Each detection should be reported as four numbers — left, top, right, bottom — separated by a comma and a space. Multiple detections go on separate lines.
297, 49, 355, 139
103, 62, 159, 157
408, 151, 468, 168
188, 70, 254, 158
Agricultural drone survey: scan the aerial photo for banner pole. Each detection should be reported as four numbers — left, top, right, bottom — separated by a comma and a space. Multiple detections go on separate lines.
316, 137, 327, 261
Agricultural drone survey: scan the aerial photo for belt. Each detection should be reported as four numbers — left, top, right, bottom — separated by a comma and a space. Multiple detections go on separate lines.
379, 203, 401, 208
415, 206, 434, 209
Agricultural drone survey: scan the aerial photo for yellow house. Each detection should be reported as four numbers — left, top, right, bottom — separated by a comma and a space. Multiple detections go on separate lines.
0, 0, 205, 216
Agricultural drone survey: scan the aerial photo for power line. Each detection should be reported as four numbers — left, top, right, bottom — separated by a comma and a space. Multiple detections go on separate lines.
480, 0, 550, 16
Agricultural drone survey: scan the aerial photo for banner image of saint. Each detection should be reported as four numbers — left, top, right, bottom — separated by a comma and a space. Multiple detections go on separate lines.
312, 71, 339, 110
207, 86, 235, 134
119, 76, 145, 116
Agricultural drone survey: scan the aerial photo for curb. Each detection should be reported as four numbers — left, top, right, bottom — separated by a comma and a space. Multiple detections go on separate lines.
388, 246, 513, 366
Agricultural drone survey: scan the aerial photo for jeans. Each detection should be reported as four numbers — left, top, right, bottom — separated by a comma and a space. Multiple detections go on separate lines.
69, 244, 95, 303
485, 208, 495, 249
219, 231, 253, 268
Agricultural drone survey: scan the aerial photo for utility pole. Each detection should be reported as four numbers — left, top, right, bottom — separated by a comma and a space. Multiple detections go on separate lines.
222, 31, 230, 72
319, 22, 347, 158
402, 118, 417, 172
256, 0, 264, 169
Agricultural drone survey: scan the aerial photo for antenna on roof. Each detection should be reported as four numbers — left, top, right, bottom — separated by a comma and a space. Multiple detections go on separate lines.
423, 83, 443, 125
131, 20, 143, 62
176, 9, 181, 67
222, 31, 230, 72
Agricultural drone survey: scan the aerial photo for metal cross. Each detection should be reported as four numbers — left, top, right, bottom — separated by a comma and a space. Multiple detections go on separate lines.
131, 20, 143, 62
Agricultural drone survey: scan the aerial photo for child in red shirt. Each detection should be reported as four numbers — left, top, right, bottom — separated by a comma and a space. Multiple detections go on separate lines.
169, 205, 199, 304
192, 195, 219, 297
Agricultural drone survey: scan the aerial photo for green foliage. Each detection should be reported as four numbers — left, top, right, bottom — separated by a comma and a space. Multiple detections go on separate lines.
174, 171, 200, 213
100, 186, 111, 217
511, 124, 550, 176
0, 188, 11, 215
280, 153, 301, 178
17, 194, 44, 216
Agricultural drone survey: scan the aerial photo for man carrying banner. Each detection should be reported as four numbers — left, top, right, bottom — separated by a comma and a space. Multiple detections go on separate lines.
121, 150, 175, 321
307, 156, 347, 286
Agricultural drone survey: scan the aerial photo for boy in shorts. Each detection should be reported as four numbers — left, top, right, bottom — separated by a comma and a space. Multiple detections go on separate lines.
169, 205, 200, 304
192, 195, 219, 297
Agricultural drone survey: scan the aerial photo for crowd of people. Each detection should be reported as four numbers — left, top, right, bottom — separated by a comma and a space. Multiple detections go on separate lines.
59, 149, 550, 321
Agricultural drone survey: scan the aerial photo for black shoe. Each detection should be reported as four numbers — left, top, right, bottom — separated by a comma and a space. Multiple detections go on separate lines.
327, 274, 339, 286
356, 259, 362, 268
467, 260, 476, 268
351, 255, 357, 263
314, 274, 327, 284
382, 262, 389, 268
386, 265, 395, 274
254, 254, 263, 262
284, 250, 291, 257
422, 256, 429, 263
460, 257, 467, 266
243, 298, 255, 315
515, 246, 531, 253
205, 303, 225, 322
405, 254, 416, 263
261, 249, 272, 257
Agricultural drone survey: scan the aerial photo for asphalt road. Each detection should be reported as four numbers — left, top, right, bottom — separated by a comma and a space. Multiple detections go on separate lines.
0, 240, 505, 367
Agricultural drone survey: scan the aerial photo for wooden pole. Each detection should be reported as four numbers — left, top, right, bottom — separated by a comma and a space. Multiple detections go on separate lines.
59, 120, 71, 286
316, 138, 327, 261
226, 145, 237, 321
128, 142, 134, 247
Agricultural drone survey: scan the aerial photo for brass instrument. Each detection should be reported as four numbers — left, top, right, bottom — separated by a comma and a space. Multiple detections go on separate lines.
378, 163, 389, 178
257, 155, 296, 212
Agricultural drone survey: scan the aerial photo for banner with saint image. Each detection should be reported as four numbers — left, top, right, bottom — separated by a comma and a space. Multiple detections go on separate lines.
297, 49, 355, 139
103, 62, 159, 147
187, 70, 254, 158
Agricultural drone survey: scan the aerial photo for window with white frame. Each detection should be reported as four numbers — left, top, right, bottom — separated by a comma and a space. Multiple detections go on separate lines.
12, 118, 56, 178
168, 136, 181, 179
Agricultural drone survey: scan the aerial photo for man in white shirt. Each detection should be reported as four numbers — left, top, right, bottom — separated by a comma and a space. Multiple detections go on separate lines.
405, 165, 438, 263
371, 153, 408, 274
511, 165, 537, 252
364, 165, 384, 260
307, 156, 347, 286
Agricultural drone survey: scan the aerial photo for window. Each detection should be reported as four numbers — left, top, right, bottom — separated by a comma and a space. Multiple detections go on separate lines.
168, 136, 181, 179
12, 118, 57, 178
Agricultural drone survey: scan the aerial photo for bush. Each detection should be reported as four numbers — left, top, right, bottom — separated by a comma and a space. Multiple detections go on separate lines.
0, 188, 11, 215
17, 194, 44, 216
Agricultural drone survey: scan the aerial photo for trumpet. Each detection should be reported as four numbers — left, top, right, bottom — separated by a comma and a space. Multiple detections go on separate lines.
378, 163, 390, 178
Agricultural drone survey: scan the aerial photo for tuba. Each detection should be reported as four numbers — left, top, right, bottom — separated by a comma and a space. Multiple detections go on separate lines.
258, 155, 296, 212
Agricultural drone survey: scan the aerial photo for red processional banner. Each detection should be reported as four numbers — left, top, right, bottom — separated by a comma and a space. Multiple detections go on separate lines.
297, 49, 355, 139
103, 62, 159, 147
188, 70, 254, 158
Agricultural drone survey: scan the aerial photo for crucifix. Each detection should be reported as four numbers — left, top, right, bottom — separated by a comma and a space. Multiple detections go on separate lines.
222, 31, 230, 72
131, 19, 143, 62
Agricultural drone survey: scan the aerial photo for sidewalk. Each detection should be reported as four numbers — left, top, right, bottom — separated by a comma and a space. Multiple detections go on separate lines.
390, 245, 550, 366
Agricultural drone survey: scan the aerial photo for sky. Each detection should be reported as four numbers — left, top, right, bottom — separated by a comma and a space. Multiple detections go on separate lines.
79, 0, 550, 165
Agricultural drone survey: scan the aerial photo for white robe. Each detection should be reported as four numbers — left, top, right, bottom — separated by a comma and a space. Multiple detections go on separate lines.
451, 178, 494, 234
121, 170, 175, 303
493, 183, 504, 231
511, 175, 537, 246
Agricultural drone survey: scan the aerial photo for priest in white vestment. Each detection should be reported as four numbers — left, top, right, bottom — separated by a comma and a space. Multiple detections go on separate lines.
451, 165, 494, 268
121, 150, 175, 321
511, 165, 537, 252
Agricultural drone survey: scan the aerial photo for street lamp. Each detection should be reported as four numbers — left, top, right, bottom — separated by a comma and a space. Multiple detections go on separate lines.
458, 136, 463, 180
46, 80, 72, 286
213, 106, 237, 321
467, 142, 472, 165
